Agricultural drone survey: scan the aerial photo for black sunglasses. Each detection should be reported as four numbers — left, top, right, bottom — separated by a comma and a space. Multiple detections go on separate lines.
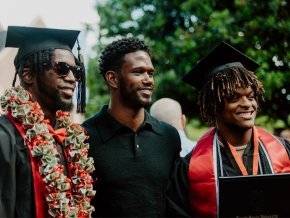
53, 62, 83, 81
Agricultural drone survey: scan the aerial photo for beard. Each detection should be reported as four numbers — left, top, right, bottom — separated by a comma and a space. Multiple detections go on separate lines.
55, 99, 73, 112
36, 77, 73, 112
42, 89, 73, 112
119, 77, 152, 109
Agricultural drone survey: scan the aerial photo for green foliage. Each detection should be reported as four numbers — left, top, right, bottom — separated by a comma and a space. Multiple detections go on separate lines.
86, 56, 110, 118
87, 0, 290, 128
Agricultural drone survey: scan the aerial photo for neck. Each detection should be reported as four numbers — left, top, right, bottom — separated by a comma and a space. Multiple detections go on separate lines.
32, 99, 57, 126
217, 125, 253, 147
108, 100, 145, 132
27, 87, 57, 125
42, 107, 57, 126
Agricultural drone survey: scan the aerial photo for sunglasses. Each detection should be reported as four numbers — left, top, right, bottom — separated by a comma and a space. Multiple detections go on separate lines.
53, 62, 83, 81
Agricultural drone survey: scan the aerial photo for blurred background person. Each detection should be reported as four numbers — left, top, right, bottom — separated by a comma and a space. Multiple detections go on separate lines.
150, 97, 196, 157
280, 129, 290, 141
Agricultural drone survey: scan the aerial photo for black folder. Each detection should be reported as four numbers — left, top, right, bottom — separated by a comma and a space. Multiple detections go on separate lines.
219, 173, 290, 217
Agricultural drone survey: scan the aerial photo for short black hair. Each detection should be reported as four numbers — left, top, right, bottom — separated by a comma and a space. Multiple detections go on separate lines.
99, 37, 150, 76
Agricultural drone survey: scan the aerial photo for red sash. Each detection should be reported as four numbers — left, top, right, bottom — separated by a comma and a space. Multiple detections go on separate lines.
7, 113, 48, 218
257, 127, 290, 173
188, 127, 216, 217
188, 126, 290, 217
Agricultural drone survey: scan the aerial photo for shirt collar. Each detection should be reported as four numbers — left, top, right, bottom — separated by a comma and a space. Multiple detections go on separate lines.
143, 109, 162, 135
96, 105, 162, 142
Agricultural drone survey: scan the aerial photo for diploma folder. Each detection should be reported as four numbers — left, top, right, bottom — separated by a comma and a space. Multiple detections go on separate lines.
218, 173, 290, 217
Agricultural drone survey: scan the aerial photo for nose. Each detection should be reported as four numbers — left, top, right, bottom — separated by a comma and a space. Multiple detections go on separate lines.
64, 70, 77, 83
239, 96, 251, 107
142, 72, 154, 84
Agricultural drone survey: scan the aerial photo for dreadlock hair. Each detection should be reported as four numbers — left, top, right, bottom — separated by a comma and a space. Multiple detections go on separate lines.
99, 37, 151, 79
14, 49, 54, 87
198, 66, 265, 126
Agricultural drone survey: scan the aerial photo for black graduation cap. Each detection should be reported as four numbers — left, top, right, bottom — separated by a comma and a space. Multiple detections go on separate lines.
5, 26, 80, 66
182, 41, 260, 88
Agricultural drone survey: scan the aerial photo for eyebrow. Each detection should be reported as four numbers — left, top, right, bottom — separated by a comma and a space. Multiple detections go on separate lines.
131, 66, 155, 72
232, 90, 254, 96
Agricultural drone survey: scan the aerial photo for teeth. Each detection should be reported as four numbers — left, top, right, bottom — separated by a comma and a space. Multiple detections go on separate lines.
239, 112, 250, 115
236, 112, 253, 119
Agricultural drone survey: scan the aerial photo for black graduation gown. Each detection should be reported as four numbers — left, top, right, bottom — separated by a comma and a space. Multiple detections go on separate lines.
166, 135, 290, 217
0, 115, 34, 218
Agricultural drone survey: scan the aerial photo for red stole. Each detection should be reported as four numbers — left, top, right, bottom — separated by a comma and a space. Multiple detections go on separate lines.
7, 113, 48, 218
188, 126, 290, 217
257, 127, 290, 173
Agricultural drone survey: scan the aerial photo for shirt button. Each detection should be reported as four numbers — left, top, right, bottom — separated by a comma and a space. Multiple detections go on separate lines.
136, 144, 140, 149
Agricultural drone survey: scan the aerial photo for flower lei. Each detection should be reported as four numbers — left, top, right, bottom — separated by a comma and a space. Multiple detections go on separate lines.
0, 86, 96, 217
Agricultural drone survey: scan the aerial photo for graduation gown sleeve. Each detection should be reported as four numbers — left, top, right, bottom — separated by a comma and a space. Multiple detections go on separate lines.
0, 115, 34, 218
166, 152, 192, 217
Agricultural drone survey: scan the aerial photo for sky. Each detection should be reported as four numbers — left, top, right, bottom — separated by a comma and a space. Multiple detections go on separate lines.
0, 0, 100, 57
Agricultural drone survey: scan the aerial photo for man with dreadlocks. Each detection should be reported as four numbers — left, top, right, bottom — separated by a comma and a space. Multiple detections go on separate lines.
0, 26, 94, 217
166, 42, 290, 217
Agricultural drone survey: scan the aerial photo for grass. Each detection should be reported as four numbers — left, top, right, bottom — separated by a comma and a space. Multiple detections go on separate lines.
185, 119, 209, 141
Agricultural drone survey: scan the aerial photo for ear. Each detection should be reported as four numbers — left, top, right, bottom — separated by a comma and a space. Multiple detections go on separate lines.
181, 114, 186, 129
21, 68, 34, 85
214, 107, 223, 116
105, 70, 118, 89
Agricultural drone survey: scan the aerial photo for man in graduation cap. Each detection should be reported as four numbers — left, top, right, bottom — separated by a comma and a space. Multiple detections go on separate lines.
166, 42, 290, 217
0, 26, 95, 217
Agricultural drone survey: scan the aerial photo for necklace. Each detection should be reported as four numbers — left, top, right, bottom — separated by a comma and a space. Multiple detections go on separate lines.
226, 128, 259, 176
0, 86, 95, 217
219, 143, 247, 151
234, 144, 248, 151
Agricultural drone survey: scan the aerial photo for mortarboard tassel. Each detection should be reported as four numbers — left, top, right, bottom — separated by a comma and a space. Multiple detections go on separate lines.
76, 39, 86, 113
12, 72, 18, 87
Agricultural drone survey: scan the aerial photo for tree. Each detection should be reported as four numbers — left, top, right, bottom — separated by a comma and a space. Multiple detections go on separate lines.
87, 0, 290, 128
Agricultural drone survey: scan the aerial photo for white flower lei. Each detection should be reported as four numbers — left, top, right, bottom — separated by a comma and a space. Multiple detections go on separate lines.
0, 86, 96, 217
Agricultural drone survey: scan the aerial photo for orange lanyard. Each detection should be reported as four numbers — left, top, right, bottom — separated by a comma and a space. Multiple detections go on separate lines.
226, 127, 259, 175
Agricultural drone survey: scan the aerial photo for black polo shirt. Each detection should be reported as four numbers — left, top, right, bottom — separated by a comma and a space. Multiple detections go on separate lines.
82, 105, 181, 217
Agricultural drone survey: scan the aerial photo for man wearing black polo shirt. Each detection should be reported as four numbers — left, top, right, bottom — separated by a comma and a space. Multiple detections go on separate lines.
82, 37, 181, 217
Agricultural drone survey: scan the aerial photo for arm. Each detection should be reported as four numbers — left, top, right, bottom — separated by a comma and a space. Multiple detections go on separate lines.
166, 152, 192, 217
0, 116, 17, 217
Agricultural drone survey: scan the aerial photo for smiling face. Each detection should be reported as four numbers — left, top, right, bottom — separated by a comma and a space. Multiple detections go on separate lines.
117, 50, 155, 109
33, 49, 77, 112
216, 86, 258, 132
